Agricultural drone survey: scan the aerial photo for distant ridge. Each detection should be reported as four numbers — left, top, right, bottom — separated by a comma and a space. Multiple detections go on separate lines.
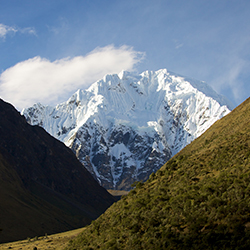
66, 97, 250, 249
0, 99, 115, 243
22, 69, 231, 190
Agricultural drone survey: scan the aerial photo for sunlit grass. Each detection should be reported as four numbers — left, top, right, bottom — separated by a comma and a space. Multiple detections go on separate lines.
0, 228, 84, 250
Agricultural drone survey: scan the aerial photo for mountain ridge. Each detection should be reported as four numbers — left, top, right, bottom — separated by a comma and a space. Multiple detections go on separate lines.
22, 69, 231, 190
0, 99, 115, 243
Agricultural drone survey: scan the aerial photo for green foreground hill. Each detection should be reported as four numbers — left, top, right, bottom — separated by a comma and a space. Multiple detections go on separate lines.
66, 97, 250, 250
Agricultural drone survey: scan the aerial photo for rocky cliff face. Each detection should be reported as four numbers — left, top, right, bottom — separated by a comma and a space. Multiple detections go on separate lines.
22, 69, 232, 190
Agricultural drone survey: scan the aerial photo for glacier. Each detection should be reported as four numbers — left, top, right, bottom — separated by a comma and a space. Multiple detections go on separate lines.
22, 69, 232, 190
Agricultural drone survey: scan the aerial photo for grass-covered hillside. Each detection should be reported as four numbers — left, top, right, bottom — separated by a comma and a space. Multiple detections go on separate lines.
66, 97, 250, 250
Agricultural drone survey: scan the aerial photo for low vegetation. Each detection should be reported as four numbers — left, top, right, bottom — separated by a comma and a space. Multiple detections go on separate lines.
65, 98, 250, 249
0, 228, 83, 250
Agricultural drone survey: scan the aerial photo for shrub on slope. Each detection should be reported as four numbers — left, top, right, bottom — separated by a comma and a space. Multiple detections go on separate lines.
66, 98, 250, 250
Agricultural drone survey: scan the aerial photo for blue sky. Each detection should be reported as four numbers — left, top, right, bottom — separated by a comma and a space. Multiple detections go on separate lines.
0, 0, 249, 110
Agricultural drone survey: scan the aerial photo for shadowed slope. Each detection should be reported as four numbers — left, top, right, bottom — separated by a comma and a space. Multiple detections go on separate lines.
66, 97, 250, 249
0, 99, 115, 243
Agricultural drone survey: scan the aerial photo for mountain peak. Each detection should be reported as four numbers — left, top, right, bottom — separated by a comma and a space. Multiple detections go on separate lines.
118, 70, 131, 80
22, 69, 231, 190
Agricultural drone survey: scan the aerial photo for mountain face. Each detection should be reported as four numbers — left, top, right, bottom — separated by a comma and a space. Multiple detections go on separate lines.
22, 69, 231, 190
0, 99, 115, 243
66, 97, 250, 250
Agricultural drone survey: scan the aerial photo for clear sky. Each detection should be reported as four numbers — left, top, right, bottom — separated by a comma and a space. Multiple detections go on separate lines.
0, 0, 249, 110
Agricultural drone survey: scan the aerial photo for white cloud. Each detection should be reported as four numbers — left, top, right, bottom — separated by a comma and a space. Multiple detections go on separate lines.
0, 45, 144, 110
20, 27, 37, 36
0, 23, 36, 39
209, 52, 250, 106
47, 17, 69, 35
0, 24, 17, 38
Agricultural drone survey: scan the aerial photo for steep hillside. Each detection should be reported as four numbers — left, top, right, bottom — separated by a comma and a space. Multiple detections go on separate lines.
0, 99, 115, 243
22, 69, 231, 190
66, 97, 250, 250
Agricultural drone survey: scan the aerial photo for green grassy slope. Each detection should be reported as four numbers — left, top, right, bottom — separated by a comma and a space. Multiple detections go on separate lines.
66, 97, 250, 250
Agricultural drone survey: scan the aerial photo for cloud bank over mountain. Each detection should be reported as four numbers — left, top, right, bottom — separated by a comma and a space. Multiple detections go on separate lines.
0, 45, 144, 110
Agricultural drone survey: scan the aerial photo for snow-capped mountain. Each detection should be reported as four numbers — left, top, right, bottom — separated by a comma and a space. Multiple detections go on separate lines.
22, 69, 232, 190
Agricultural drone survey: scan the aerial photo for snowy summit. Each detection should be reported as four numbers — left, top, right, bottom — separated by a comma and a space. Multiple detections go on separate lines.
22, 69, 231, 190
